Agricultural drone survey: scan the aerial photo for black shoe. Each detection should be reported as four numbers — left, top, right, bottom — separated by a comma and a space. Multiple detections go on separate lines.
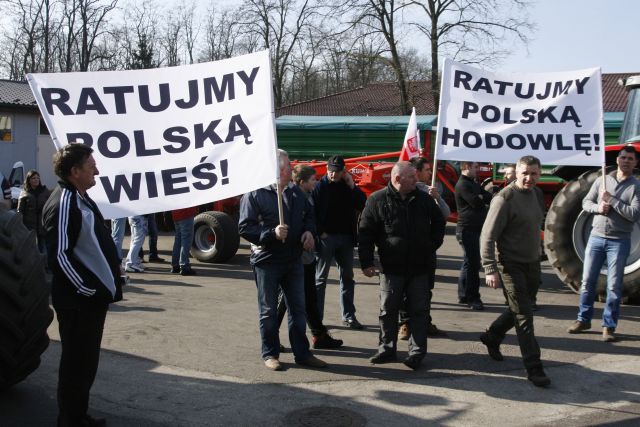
469, 300, 484, 310
343, 317, 364, 330
528, 367, 551, 387
458, 297, 468, 304
312, 332, 344, 349
403, 354, 423, 370
426, 323, 448, 337
82, 414, 106, 427
149, 256, 165, 263
180, 267, 197, 276
279, 344, 286, 353
170, 265, 180, 273
369, 351, 397, 364
480, 331, 504, 361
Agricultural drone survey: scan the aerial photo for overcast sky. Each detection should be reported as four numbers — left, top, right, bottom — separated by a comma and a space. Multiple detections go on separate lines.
500, 0, 640, 73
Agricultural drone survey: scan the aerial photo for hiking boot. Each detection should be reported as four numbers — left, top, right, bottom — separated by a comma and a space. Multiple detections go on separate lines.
427, 323, 448, 337
527, 367, 551, 387
567, 320, 591, 334
369, 351, 397, 364
403, 354, 423, 370
264, 358, 282, 371
480, 331, 504, 361
296, 355, 327, 368
312, 332, 343, 349
602, 327, 616, 342
343, 317, 364, 330
398, 323, 410, 340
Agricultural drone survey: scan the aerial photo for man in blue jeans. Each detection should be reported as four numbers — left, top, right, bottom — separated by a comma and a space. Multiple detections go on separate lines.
312, 155, 366, 329
568, 146, 640, 342
454, 161, 492, 310
239, 149, 326, 371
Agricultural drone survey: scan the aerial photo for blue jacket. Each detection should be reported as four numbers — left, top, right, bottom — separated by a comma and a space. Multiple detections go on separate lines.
239, 184, 316, 265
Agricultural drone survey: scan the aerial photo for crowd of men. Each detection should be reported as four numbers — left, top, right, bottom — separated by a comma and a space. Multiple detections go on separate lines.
41, 144, 639, 425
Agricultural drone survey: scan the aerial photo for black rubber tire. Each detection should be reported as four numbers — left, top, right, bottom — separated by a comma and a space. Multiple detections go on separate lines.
0, 210, 54, 390
191, 211, 240, 263
544, 169, 640, 299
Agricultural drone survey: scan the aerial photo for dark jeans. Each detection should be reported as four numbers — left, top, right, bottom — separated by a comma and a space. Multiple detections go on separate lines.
55, 305, 108, 426
277, 261, 327, 337
315, 233, 356, 322
253, 261, 311, 361
488, 261, 542, 372
147, 214, 159, 258
378, 273, 429, 358
456, 228, 482, 302
400, 261, 436, 325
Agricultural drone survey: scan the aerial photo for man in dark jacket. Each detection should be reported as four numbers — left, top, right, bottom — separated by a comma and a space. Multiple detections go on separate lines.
455, 161, 492, 310
312, 155, 367, 329
359, 161, 446, 370
42, 143, 124, 427
238, 149, 326, 371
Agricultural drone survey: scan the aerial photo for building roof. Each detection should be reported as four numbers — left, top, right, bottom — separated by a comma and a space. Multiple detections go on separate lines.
0, 79, 38, 110
0, 72, 636, 115
277, 73, 638, 116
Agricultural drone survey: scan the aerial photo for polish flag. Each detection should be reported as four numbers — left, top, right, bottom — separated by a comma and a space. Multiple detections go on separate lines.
399, 107, 421, 160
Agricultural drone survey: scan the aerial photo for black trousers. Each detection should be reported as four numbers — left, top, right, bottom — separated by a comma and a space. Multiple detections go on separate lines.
488, 261, 542, 373
400, 256, 436, 325
277, 261, 327, 336
55, 305, 108, 427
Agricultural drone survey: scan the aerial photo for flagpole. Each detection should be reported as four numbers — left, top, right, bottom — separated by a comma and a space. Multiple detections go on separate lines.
431, 59, 449, 188
267, 49, 286, 241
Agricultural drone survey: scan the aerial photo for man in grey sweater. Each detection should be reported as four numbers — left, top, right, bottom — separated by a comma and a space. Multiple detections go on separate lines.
479, 155, 550, 387
568, 145, 640, 342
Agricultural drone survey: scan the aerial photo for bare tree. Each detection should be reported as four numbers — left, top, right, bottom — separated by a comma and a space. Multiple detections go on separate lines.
179, 0, 198, 64
239, 0, 319, 108
339, 0, 413, 114
408, 0, 533, 111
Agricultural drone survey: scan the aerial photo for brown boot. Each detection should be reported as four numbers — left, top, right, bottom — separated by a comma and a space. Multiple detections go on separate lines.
398, 323, 410, 340
567, 320, 591, 334
602, 327, 616, 342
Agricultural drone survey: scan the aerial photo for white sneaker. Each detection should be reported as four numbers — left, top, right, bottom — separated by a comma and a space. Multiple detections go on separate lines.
125, 264, 145, 273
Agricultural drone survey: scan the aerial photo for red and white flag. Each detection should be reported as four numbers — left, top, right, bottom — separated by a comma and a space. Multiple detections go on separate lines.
399, 107, 421, 160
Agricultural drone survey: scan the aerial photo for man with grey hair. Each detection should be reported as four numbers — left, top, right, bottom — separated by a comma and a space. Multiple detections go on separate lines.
359, 161, 445, 370
479, 155, 550, 387
239, 149, 326, 371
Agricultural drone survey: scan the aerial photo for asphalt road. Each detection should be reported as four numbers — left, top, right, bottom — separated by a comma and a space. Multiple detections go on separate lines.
2, 225, 639, 426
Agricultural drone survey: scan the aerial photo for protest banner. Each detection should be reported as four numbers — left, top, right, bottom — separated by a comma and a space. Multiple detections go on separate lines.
27, 50, 277, 219
434, 59, 605, 166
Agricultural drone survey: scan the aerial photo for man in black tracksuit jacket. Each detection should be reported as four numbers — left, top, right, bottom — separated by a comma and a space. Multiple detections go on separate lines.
358, 162, 445, 370
42, 144, 123, 427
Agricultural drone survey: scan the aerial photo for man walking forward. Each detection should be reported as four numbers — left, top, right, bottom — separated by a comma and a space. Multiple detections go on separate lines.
479, 155, 550, 387
359, 162, 445, 370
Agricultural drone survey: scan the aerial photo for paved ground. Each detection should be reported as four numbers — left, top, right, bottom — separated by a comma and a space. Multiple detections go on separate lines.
2, 225, 640, 426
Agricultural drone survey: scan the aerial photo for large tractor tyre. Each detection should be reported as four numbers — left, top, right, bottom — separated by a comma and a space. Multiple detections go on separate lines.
0, 211, 54, 390
191, 211, 240, 263
544, 169, 640, 299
